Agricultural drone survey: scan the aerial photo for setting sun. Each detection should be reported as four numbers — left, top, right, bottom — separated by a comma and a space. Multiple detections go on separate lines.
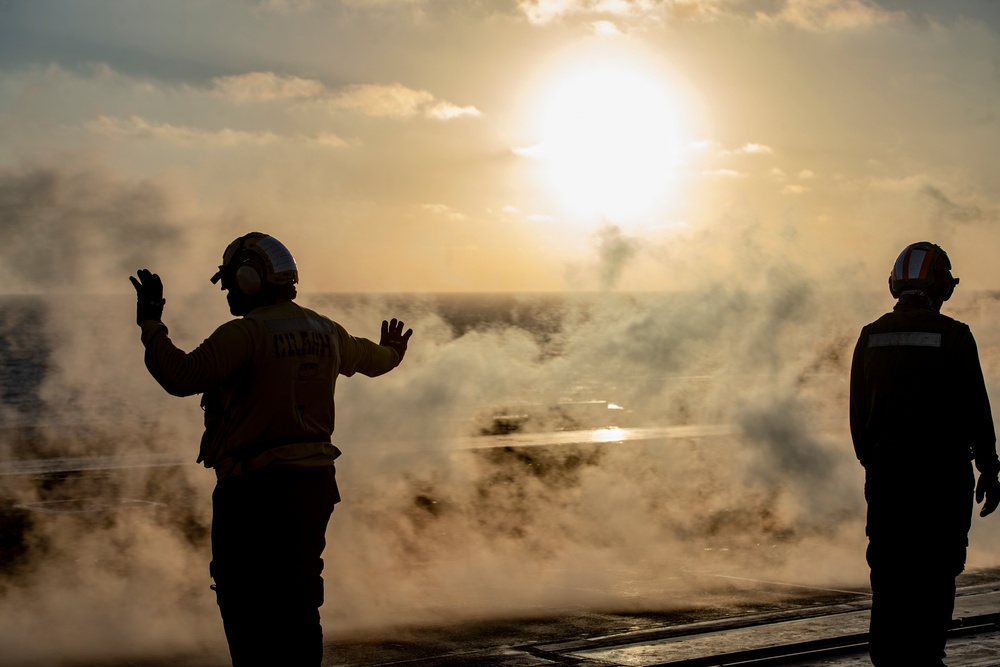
520, 63, 689, 222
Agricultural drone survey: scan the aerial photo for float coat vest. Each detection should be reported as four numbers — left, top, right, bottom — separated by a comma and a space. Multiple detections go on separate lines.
850, 302, 998, 477
140, 301, 399, 478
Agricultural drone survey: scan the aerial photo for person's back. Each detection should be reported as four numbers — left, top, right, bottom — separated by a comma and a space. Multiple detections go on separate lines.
853, 304, 992, 471
849, 242, 999, 666
178, 299, 397, 477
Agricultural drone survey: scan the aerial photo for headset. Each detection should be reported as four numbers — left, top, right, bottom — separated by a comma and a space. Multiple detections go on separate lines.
235, 255, 265, 296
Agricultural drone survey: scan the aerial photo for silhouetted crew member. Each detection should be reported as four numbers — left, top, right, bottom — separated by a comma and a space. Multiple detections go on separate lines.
130, 232, 412, 667
850, 241, 1000, 666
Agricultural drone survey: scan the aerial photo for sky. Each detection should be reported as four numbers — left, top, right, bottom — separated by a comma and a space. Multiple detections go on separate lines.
1, 0, 1000, 293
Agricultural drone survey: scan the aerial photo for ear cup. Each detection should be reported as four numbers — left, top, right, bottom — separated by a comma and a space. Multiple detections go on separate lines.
236, 264, 262, 295
941, 277, 956, 302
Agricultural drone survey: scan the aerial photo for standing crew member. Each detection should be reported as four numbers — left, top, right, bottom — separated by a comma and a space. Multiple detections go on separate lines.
130, 232, 412, 667
850, 241, 1000, 666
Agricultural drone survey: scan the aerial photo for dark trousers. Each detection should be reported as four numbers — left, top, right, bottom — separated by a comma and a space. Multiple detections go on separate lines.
865, 463, 974, 666
211, 465, 338, 667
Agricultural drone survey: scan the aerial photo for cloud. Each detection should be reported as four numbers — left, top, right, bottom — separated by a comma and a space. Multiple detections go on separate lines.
254, 0, 431, 18
756, 0, 903, 32
255, 0, 318, 13
314, 132, 350, 148
516, 0, 901, 30
329, 83, 448, 118
210, 71, 327, 102
721, 142, 774, 156
84, 115, 348, 148
421, 204, 468, 221
342, 0, 427, 6
330, 83, 482, 120
211, 72, 481, 120
702, 169, 745, 178
519, 0, 585, 25
517, 0, 730, 26
740, 142, 774, 154
780, 184, 809, 195
330, 83, 433, 117
591, 20, 623, 36
517, 0, 665, 25
495, 205, 558, 225
85, 115, 281, 146
425, 101, 483, 121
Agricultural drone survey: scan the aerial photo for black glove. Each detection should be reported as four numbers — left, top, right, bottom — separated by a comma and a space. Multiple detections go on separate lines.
976, 473, 1000, 517
380, 318, 413, 362
129, 268, 165, 325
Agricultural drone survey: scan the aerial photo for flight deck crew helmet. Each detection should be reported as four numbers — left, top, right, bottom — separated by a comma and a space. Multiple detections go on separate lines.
888, 241, 959, 302
210, 232, 298, 296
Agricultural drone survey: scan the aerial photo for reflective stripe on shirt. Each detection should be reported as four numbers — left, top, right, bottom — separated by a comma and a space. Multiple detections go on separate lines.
868, 332, 942, 348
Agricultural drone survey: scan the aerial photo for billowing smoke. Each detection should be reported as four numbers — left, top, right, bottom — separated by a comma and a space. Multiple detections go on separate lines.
0, 165, 183, 292
921, 184, 993, 231
0, 163, 224, 664
1, 161, 998, 664
594, 222, 638, 290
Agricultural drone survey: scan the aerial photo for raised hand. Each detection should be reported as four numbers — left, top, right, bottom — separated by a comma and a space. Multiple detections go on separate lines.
129, 268, 165, 325
379, 318, 413, 362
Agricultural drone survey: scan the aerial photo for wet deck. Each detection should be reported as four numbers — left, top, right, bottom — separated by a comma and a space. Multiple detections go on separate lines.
310, 575, 1000, 667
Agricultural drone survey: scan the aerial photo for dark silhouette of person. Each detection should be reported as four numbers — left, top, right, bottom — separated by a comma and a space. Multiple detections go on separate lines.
130, 232, 412, 666
850, 241, 1000, 666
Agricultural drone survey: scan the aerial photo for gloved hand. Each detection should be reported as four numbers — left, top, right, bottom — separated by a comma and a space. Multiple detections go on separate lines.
380, 318, 413, 362
129, 269, 165, 325
976, 473, 1000, 517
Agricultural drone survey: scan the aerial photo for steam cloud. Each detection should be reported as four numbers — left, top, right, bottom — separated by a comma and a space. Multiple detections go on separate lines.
1, 161, 999, 665
0, 165, 183, 292
594, 223, 638, 290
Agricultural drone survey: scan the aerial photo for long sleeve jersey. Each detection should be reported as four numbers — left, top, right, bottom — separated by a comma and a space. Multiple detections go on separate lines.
849, 302, 999, 476
140, 301, 399, 478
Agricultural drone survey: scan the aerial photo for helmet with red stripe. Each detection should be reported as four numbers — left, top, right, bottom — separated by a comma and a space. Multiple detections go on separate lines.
888, 241, 959, 302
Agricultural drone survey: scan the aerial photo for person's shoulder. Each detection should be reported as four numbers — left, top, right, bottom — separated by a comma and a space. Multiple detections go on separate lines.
917, 311, 977, 349
214, 316, 252, 331
870, 307, 966, 330
864, 311, 898, 330
294, 303, 339, 326
932, 311, 973, 336
294, 302, 324, 319
207, 316, 257, 343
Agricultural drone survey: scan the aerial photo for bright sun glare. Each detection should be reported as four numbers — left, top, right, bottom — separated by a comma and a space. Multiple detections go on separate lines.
524, 63, 687, 222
